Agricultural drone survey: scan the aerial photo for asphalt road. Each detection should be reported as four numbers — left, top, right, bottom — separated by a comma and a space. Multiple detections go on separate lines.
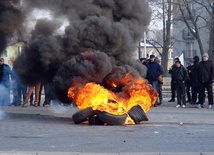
0, 97, 213, 154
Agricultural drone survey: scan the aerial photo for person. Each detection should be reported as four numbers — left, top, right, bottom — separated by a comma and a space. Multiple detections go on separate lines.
140, 58, 148, 66
22, 83, 41, 107
29, 85, 42, 106
10, 69, 27, 106
30, 93, 34, 105
172, 60, 188, 108
145, 55, 163, 106
42, 82, 60, 107
0, 58, 13, 106
191, 55, 200, 104
168, 58, 179, 102
197, 53, 214, 109
156, 58, 163, 105
140, 57, 148, 78
185, 59, 194, 103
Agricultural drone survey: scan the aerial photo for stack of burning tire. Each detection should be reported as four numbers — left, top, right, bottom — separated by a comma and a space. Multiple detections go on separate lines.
72, 105, 148, 125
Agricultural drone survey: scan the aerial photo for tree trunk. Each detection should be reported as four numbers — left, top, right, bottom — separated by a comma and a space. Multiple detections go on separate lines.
209, 25, 214, 61
162, 0, 172, 76
208, 6, 214, 61
177, 0, 204, 56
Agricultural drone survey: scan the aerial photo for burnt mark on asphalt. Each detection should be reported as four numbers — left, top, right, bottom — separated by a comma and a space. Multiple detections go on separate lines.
1, 112, 72, 125
4, 135, 41, 139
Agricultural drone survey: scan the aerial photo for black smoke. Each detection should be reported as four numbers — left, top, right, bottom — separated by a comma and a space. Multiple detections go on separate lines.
12, 0, 151, 103
0, 0, 25, 54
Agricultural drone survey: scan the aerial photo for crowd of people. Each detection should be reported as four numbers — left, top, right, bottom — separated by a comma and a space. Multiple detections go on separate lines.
141, 52, 214, 109
0, 58, 59, 107
1, 52, 213, 109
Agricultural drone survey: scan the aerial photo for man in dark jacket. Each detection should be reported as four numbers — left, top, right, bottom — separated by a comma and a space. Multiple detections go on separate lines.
0, 58, 13, 106
168, 57, 179, 102
197, 53, 214, 109
10, 69, 27, 106
191, 55, 200, 104
146, 55, 163, 106
172, 60, 188, 108
185, 59, 194, 103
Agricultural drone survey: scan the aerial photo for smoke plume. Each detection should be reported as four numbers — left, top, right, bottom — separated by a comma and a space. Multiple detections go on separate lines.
0, 0, 25, 54
11, 0, 151, 103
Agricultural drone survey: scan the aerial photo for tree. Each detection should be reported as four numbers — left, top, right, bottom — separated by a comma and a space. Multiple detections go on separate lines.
175, 0, 204, 56
162, 0, 172, 76
174, 0, 214, 60
148, 0, 173, 76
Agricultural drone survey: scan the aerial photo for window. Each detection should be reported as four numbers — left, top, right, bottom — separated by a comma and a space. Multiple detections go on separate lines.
185, 42, 193, 58
169, 50, 173, 59
18, 46, 22, 56
4, 50, 7, 57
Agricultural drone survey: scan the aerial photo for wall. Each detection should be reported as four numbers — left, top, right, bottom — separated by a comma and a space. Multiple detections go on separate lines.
0, 42, 26, 67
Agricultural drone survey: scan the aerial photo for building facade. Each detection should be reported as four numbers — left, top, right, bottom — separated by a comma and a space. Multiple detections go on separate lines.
134, 41, 174, 70
0, 42, 26, 67
173, 0, 210, 66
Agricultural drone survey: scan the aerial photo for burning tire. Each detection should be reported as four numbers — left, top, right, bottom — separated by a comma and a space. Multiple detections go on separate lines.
72, 107, 96, 124
89, 115, 105, 125
128, 105, 148, 124
96, 111, 127, 125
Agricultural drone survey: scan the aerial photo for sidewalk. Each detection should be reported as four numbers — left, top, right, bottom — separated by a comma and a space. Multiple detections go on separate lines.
0, 151, 213, 155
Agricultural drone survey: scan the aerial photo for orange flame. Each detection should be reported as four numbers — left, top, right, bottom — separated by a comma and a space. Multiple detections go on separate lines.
67, 72, 157, 124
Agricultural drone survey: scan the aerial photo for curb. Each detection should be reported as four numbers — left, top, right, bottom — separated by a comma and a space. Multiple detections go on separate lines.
0, 152, 214, 155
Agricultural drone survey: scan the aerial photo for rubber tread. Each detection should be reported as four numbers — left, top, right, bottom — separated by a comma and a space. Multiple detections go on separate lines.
72, 107, 96, 124
96, 111, 127, 125
128, 105, 148, 124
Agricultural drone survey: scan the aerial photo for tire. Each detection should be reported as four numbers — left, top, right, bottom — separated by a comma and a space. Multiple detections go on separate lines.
72, 107, 96, 124
96, 111, 127, 125
128, 105, 148, 124
88, 115, 105, 125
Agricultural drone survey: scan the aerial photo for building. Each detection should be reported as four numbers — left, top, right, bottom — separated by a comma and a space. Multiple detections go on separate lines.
173, 1, 210, 66
134, 41, 174, 70
0, 42, 26, 67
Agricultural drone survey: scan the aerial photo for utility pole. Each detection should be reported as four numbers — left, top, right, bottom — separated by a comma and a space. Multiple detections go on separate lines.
144, 31, 147, 57
162, 0, 165, 59
138, 40, 141, 59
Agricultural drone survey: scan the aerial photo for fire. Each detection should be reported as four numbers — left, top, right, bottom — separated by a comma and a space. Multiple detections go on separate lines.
67, 72, 157, 124
111, 82, 117, 88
